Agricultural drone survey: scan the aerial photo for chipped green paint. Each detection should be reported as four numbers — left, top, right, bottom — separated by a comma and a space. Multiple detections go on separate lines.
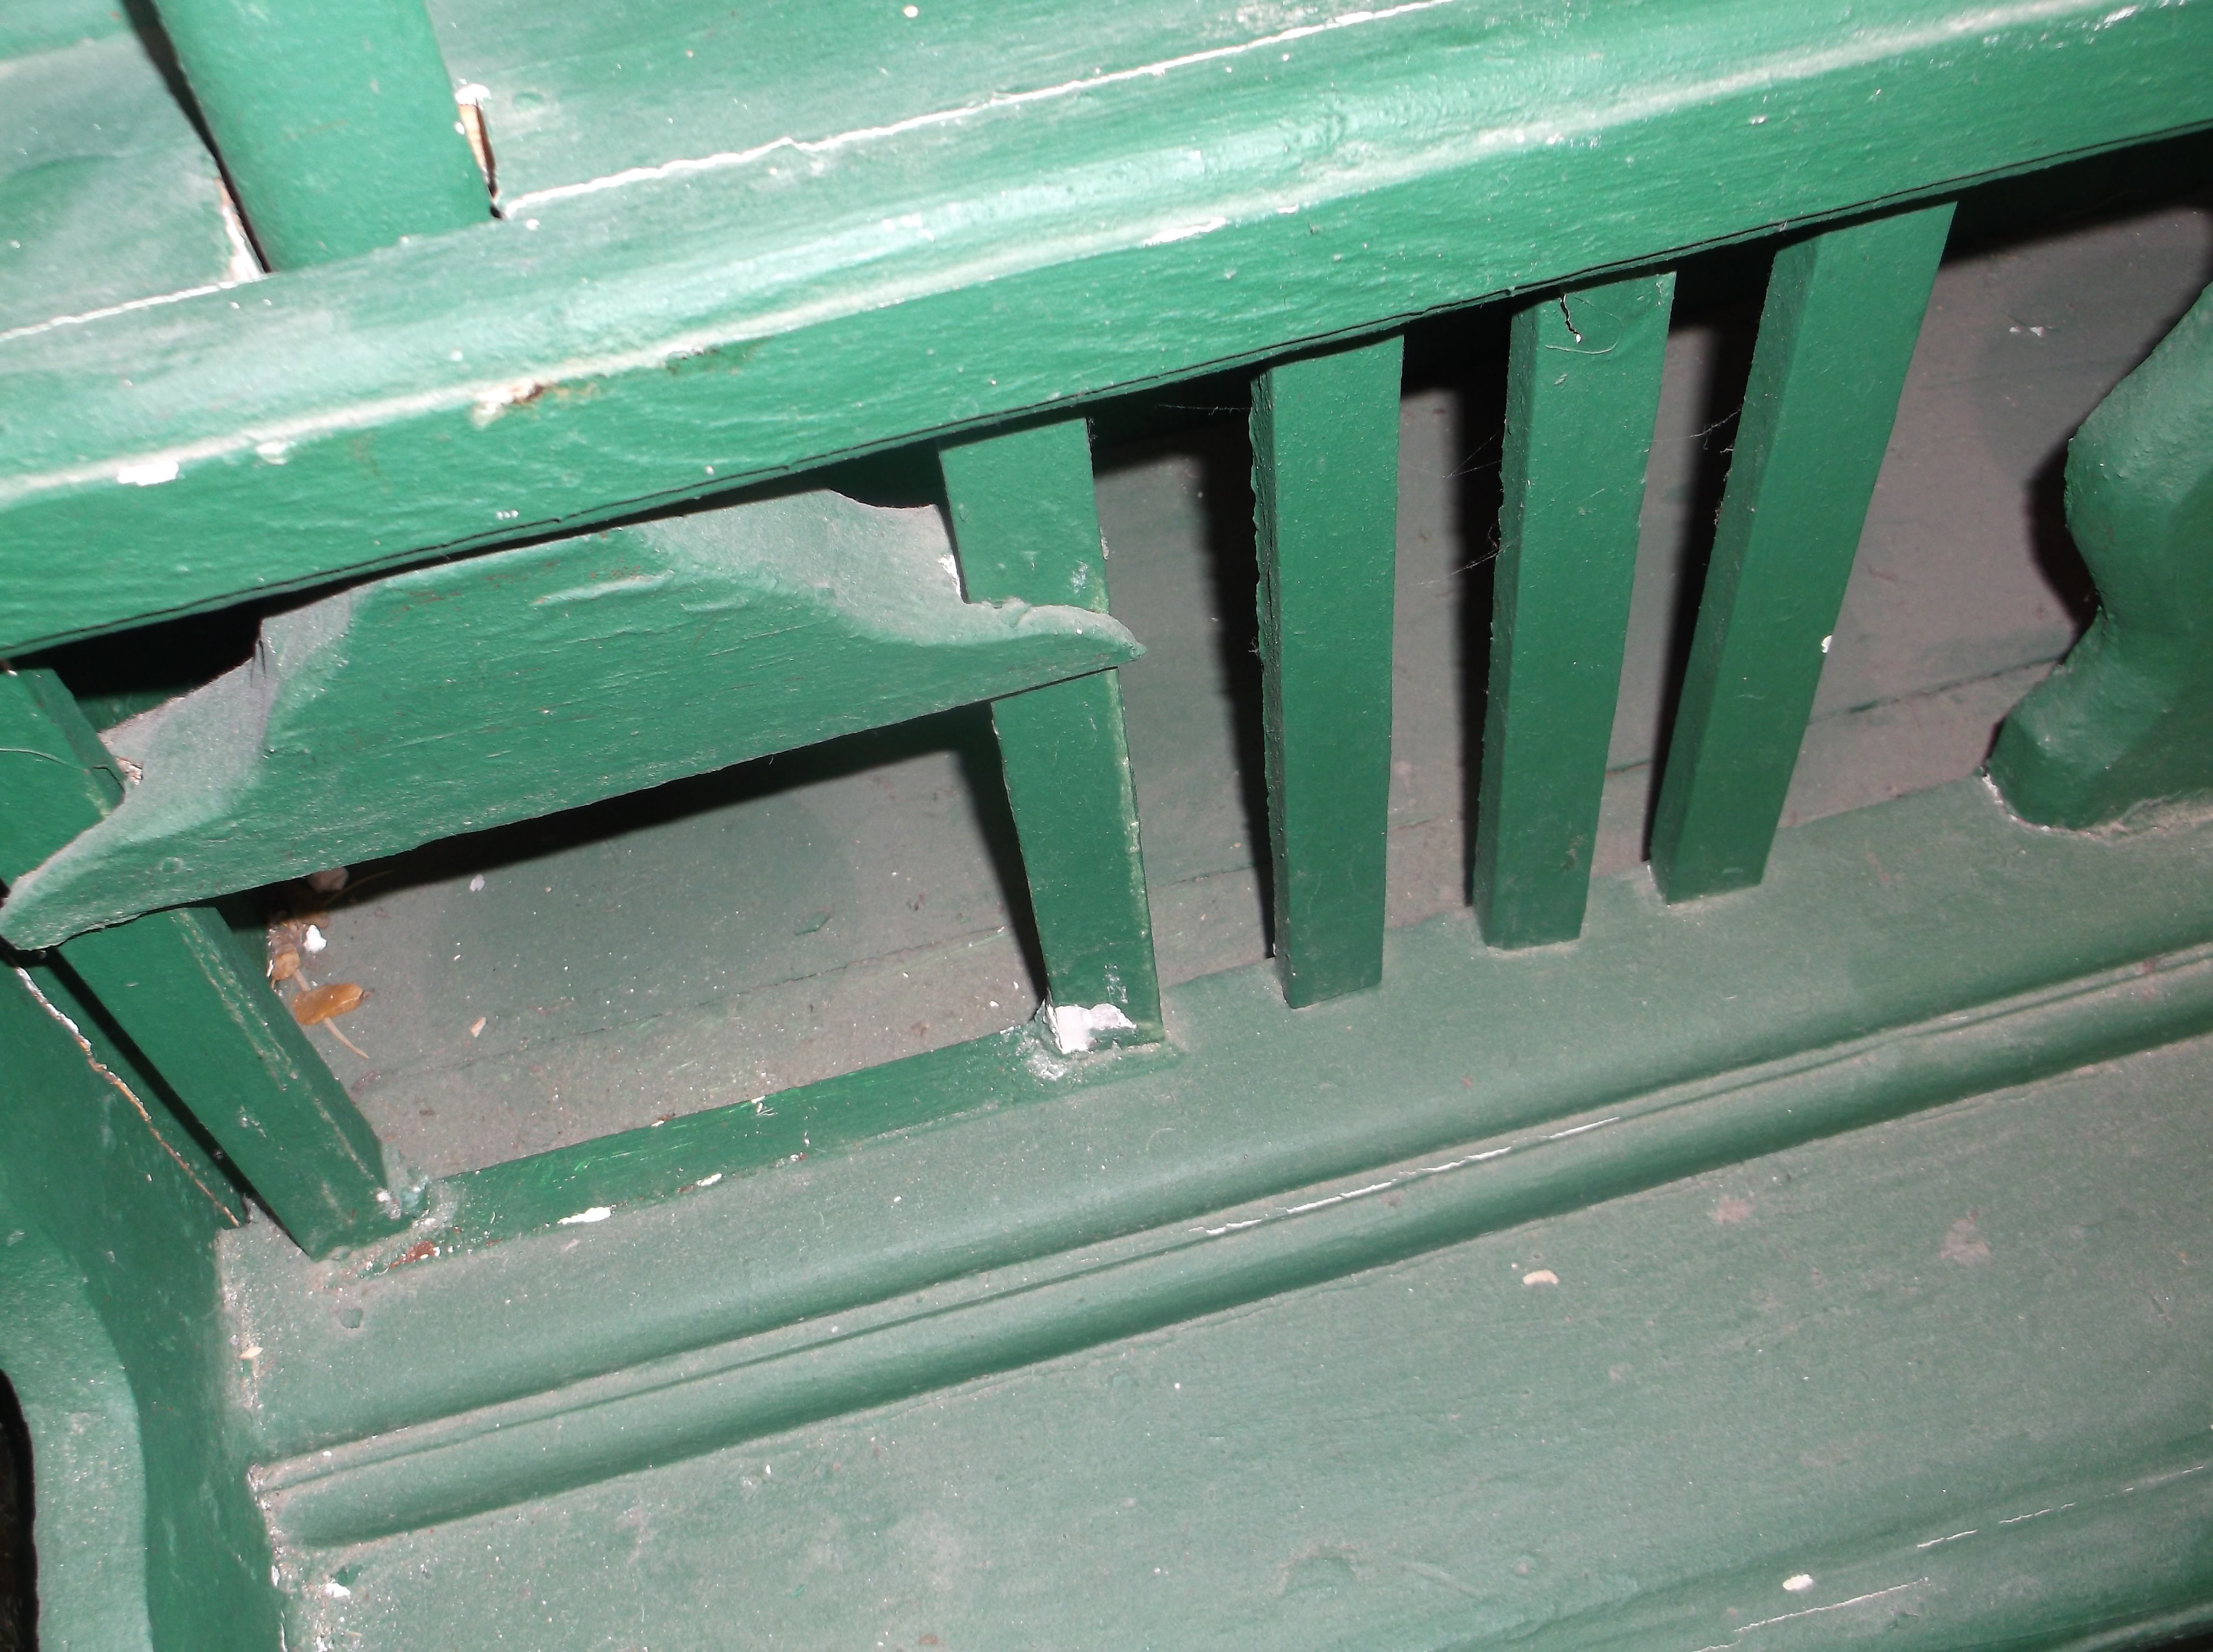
1475, 273, 1674, 948
1252, 335, 1402, 1005
1988, 280, 2213, 828
0, 488, 1138, 948
940, 420, 1162, 1045
1650, 205, 1954, 901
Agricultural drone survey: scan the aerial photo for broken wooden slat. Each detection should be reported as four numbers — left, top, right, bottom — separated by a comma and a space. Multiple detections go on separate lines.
147, 0, 488, 267
0, 488, 1139, 949
0, 667, 405, 1258
1649, 204, 1954, 901
1474, 272, 1675, 948
939, 420, 1162, 1050
1251, 335, 1403, 1007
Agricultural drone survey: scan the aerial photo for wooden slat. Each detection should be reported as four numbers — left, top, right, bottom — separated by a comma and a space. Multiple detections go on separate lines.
0, 667, 407, 1258
1649, 204, 1955, 902
0, 489, 1139, 949
1250, 336, 1402, 1006
148, 0, 487, 267
938, 420, 1161, 1050
1474, 273, 1676, 948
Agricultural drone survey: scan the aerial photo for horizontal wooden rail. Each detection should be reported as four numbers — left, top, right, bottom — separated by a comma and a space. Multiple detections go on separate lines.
1, 1, 2206, 654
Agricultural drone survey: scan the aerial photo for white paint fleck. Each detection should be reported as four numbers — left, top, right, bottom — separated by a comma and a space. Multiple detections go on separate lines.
696, 1172, 723, 1188
1820, 633, 1833, 653
1521, 1269, 1558, 1287
238, 1345, 262, 1360
302, 924, 327, 955
1046, 1001, 1138, 1054
938, 553, 962, 590
1143, 217, 1228, 246
469, 874, 486, 891
321, 1580, 351, 1600
116, 459, 179, 486
558, 1206, 612, 1226
453, 81, 490, 106
1545, 1116, 1618, 1140
255, 440, 290, 464
1783, 1573, 1814, 1591
1915, 1528, 1978, 1548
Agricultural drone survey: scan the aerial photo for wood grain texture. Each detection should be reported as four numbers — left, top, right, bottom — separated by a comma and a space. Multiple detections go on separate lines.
1650, 205, 1954, 901
1, 2, 2205, 653
1988, 279, 2213, 827
147, 0, 487, 267
1252, 335, 1402, 1005
0, 487, 1138, 947
940, 421, 1161, 1045
1474, 273, 1673, 948
1, 667, 407, 1257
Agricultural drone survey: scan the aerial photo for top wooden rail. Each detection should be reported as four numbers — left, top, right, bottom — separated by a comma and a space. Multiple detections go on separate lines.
2, 0, 2208, 657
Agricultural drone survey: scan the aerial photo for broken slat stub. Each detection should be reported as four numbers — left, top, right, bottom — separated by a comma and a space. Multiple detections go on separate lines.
1475, 272, 1675, 949
940, 419, 1162, 1047
1650, 203, 1954, 902
1251, 334, 1403, 1007
0, 488, 1139, 949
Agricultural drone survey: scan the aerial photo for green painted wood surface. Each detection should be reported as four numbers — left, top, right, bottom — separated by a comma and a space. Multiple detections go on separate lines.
0, 488, 1139, 949
1988, 280, 2213, 828
0, 26, 244, 334
0, 960, 277, 1652
223, 777, 2213, 1541
146, 0, 486, 268
1649, 205, 1954, 901
1474, 274, 1674, 948
0, 668, 406, 1258
940, 421, 1162, 1047
1252, 336, 1402, 1005
2, 2, 2207, 655
291, 1031, 2213, 1651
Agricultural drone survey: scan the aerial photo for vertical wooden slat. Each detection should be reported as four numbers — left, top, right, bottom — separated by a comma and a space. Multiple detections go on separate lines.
938, 420, 1162, 1051
1474, 273, 1675, 948
1251, 335, 1403, 1007
1648, 204, 1955, 902
0, 667, 408, 1257
151, 0, 488, 268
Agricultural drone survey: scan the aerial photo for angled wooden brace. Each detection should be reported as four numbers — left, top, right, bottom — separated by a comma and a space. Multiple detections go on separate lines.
939, 419, 1163, 1053
0, 667, 411, 1258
